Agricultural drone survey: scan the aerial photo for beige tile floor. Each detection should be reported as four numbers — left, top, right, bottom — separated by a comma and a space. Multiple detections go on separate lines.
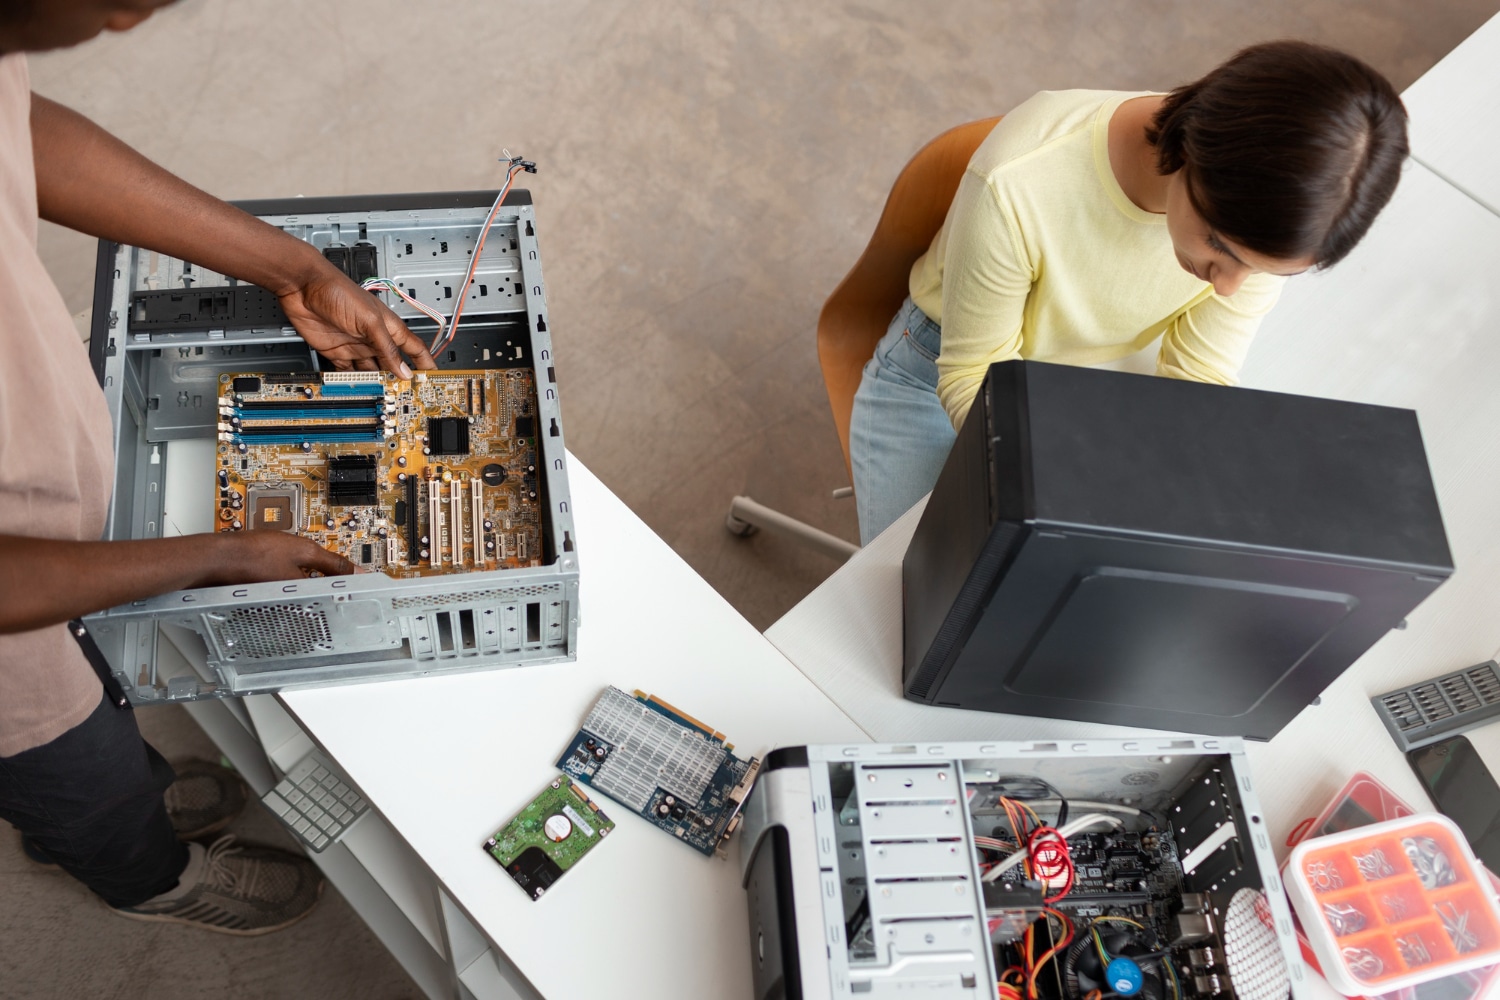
10, 1, 1497, 996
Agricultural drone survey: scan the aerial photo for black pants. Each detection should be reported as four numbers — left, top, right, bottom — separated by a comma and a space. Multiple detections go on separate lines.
0, 692, 188, 907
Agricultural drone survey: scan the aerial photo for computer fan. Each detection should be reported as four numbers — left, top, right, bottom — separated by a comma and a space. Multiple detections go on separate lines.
1064, 918, 1173, 1000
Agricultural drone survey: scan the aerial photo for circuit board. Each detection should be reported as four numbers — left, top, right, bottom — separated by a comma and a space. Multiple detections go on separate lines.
214, 370, 544, 576
1055, 830, 1184, 924
556, 686, 761, 858
483, 775, 614, 901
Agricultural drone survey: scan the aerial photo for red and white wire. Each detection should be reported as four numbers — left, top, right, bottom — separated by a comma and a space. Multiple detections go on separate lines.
433, 159, 527, 357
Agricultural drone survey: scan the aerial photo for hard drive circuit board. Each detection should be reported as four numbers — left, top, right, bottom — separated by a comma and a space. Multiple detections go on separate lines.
214, 370, 544, 576
557, 686, 762, 857
484, 775, 614, 901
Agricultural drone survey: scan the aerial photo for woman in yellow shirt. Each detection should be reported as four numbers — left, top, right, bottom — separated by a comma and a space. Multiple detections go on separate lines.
850, 41, 1408, 542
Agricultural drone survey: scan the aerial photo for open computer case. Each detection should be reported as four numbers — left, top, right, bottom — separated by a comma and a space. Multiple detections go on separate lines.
83, 190, 578, 704
740, 739, 1307, 1000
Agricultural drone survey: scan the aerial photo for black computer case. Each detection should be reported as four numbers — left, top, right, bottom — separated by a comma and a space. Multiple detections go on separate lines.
902, 361, 1453, 739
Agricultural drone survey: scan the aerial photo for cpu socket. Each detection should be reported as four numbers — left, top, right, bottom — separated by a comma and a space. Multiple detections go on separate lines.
247, 483, 303, 532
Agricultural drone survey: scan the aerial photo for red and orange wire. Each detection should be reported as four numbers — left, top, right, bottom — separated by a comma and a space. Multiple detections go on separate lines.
1023, 907, 1074, 999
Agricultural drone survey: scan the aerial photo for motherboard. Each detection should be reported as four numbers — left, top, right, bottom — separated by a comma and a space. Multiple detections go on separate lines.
214, 370, 544, 576
557, 687, 761, 858
1056, 830, 1184, 922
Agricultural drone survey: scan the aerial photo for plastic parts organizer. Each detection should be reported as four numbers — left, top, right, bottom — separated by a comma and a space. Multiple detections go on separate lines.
1286, 814, 1500, 995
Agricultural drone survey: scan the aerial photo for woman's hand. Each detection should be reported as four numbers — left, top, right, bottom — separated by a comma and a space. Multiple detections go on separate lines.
277, 263, 437, 376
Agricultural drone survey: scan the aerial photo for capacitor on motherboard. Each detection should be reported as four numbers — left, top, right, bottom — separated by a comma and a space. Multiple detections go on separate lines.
397, 456, 407, 467
217, 470, 229, 490
301, 442, 312, 453
325, 518, 336, 530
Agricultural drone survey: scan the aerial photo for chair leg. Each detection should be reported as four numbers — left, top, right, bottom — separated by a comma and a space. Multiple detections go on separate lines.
725, 495, 860, 561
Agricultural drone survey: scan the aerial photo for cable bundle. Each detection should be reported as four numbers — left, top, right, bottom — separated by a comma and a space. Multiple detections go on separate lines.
362, 153, 536, 359
976, 796, 1136, 999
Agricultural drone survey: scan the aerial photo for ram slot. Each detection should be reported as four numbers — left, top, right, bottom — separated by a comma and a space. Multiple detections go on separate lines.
232, 422, 382, 443
236, 399, 382, 414
451, 479, 465, 566
471, 481, 485, 567
428, 478, 443, 567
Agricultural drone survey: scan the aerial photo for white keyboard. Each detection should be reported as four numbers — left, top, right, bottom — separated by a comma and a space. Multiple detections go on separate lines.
261, 749, 369, 853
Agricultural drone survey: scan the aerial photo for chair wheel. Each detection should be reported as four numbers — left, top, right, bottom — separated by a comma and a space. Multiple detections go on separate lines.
725, 512, 758, 537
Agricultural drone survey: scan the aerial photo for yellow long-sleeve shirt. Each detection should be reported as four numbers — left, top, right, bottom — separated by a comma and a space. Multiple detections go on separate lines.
910, 89, 1284, 429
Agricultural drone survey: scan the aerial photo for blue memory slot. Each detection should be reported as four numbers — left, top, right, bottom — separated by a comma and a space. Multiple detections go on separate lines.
234, 407, 379, 421
320, 382, 387, 396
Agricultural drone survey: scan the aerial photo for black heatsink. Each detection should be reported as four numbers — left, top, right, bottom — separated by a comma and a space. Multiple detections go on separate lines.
328, 454, 379, 506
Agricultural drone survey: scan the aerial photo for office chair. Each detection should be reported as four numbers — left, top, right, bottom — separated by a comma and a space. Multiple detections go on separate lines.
726, 116, 1002, 561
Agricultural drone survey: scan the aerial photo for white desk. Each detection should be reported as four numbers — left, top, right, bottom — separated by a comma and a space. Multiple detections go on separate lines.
203, 458, 867, 1000
1401, 10, 1500, 216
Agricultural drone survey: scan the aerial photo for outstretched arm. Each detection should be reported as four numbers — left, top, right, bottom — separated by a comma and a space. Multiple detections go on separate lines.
30, 93, 435, 374
0, 531, 356, 635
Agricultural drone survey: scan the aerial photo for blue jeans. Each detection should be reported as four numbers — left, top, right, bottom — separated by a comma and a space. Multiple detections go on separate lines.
850, 297, 956, 544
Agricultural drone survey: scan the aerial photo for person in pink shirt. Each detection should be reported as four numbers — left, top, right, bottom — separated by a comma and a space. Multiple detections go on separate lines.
0, 0, 435, 934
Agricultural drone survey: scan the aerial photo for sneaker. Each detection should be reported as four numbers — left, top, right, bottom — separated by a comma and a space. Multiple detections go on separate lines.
164, 758, 249, 839
113, 835, 324, 935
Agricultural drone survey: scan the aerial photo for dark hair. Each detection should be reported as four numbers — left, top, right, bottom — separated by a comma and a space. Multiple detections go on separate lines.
1146, 40, 1407, 268
0, 1, 36, 25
